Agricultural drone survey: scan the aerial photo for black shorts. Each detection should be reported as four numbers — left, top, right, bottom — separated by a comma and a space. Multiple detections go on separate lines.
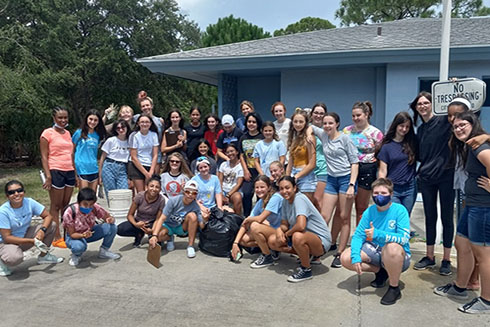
357, 162, 377, 190
78, 173, 99, 183
50, 170, 76, 189
127, 161, 151, 180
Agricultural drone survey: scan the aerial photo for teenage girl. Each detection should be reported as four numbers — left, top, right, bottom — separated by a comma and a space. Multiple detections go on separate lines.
184, 107, 205, 160
286, 109, 317, 205
161, 109, 187, 159
238, 112, 264, 216
204, 114, 223, 157
103, 105, 134, 133
99, 119, 131, 198
231, 175, 283, 268
127, 114, 160, 193
269, 161, 285, 190
271, 101, 290, 152
190, 139, 218, 175
311, 112, 359, 268
160, 152, 193, 200
191, 158, 223, 218
377, 112, 417, 215
40, 106, 76, 247
253, 121, 286, 177
236, 100, 255, 132
218, 144, 244, 214
309, 103, 328, 213
343, 101, 383, 225
72, 109, 106, 191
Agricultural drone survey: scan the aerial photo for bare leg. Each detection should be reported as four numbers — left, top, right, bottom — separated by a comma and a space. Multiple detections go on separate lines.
182, 212, 198, 246
340, 247, 379, 273
330, 207, 341, 246
355, 187, 371, 225
381, 243, 405, 287
250, 222, 276, 255
454, 235, 475, 289
314, 181, 326, 212
471, 244, 490, 300
231, 193, 243, 216
337, 193, 354, 254
292, 231, 324, 268
133, 179, 145, 193
321, 193, 338, 225
303, 192, 318, 210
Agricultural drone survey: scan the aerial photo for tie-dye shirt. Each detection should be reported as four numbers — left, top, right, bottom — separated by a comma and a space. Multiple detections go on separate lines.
343, 125, 383, 163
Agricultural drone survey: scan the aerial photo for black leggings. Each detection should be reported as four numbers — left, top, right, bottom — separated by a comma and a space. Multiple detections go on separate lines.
242, 168, 258, 217
117, 221, 152, 240
419, 177, 455, 248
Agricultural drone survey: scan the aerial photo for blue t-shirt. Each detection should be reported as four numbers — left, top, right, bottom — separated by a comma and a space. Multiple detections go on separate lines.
350, 202, 411, 264
377, 141, 416, 185
236, 117, 246, 132
72, 129, 101, 175
191, 174, 222, 209
162, 195, 203, 228
251, 193, 283, 228
281, 192, 331, 249
0, 198, 45, 242
252, 140, 286, 177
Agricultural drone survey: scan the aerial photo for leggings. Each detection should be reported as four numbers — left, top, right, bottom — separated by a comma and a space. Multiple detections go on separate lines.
117, 220, 153, 240
419, 177, 455, 248
242, 168, 258, 217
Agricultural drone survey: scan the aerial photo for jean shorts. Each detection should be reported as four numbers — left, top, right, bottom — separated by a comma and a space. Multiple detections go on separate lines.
316, 175, 328, 184
291, 167, 317, 193
361, 242, 411, 272
78, 173, 99, 183
162, 223, 188, 237
325, 174, 357, 195
50, 170, 76, 189
457, 205, 490, 246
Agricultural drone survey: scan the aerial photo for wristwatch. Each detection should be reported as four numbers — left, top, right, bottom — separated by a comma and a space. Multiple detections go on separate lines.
349, 183, 355, 187
40, 226, 47, 233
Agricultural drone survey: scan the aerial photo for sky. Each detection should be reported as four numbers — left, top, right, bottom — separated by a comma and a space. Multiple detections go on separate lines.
176, 0, 490, 33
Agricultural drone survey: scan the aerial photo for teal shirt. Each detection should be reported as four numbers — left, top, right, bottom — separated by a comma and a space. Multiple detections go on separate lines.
72, 129, 101, 175
314, 136, 327, 177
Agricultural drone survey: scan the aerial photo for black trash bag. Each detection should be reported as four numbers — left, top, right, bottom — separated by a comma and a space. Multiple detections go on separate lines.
198, 207, 243, 257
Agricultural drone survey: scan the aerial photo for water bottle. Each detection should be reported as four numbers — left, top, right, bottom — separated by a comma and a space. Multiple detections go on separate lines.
39, 170, 46, 184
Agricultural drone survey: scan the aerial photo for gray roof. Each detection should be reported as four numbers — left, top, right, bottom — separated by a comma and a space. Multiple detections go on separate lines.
141, 17, 490, 61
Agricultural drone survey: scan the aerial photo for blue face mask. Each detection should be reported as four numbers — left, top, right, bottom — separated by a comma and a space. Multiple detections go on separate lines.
372, 194, 391, 207
79, 206, 93, 214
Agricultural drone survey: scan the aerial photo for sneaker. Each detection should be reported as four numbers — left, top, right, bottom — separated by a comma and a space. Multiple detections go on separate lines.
459, 297, 490, 314
68, 254, 81, 266
52, 238, 67, 248
380, 286, 402, 305
250, 254, 275, 269
310, 255, 322, 265
434, 283, 468, 299
0, 259, 12, 277
331, 254, 342, 268
37, 253, 64, 264
287, 266, 313, 283
167, 235, 175, 252
132, 235, 142, 248
271, 250, 280, 261
98, 247, 121, 260
413, 256, 436, 270
328, 243, 338, 252
186, 246, 196, 258
439, 259, 452, 276
370, 267, 388, 288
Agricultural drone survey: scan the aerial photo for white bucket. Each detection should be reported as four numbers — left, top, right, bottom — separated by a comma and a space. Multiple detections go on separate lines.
107, 189, 132, 209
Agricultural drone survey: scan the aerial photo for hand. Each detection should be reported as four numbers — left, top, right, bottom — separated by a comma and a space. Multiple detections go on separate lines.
222, 196, 229, 205
242, 217, 254, 228
149, 235, 158, 249
82, 230, 94, 238
477, 176, 490, 193
365, 222, 374, 241
134, 221, 146, 230
243, 170, 251, 182
354, 262, 362, 275
104, 106, 113, 117
276, 229, 286, 246
42, 176, 52, 190
35, 229, 45, 241
466, 134, 489, 150
141, 224, 152, 234
346, 185, 355, 198
106, 216, 115, 224
175, 139, 184, 148
231, 243, 240, 260
75, 176, 80, 188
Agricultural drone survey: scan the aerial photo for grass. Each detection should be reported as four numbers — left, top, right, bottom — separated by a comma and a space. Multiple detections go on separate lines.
0, 164, 50, 207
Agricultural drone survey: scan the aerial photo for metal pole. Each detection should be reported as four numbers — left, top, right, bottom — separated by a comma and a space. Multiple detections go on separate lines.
440, 0, 452, 81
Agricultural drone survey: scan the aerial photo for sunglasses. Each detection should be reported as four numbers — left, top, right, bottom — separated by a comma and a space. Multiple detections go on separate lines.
184, 190, 198, 196
116, 126, 126, 130
169, 160, 181, 164
7, 188, 24, 195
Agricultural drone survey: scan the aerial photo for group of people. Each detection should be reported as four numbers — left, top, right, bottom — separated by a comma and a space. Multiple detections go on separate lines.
0, 90, 489, 314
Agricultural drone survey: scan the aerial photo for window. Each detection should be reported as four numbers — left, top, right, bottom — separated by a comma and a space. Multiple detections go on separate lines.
483, 77, 490, 107
419, 78, 438, 93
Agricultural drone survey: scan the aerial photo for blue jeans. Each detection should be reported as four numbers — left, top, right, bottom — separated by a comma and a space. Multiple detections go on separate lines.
392, 179, 417, 215
101, 159, 129, 198
66, 223, 117, 256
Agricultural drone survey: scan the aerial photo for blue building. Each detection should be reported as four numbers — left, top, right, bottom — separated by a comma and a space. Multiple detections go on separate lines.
138, 17, 490, 130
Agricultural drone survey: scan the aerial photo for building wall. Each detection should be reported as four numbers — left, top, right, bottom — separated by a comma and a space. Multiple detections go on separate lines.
234, 75, 281, 122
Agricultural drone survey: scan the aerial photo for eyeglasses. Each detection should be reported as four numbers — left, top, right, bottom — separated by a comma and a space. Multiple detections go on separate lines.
184, 190, 198, 196
416, 101, 431, 107
7, 188, 24, 195
453, 122, 470, 131
169, 160, 181, 164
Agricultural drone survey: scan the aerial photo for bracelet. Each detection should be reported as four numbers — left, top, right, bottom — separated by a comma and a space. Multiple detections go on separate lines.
150, 235, 158, 239
233, 242, 239, 244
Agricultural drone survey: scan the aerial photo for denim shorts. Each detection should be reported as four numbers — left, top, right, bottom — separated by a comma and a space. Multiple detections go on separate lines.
316, 175, 328, 184
50, 169, 76, 189
361, 242, 411, 272
292, 167, 317, 193
163, 223, 188, 237
78, 173, 99, 183
325, 174, 357, 195
457, 205, 490, 246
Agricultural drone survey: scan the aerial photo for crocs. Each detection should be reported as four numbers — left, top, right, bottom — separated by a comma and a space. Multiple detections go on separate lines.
52, 238, 67, 248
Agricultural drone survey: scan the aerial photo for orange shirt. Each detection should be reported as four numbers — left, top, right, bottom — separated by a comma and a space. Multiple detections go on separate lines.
40, 128, 74, 171
292, 145, 308, 167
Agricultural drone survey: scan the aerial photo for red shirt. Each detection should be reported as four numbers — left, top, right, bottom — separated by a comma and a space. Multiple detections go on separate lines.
204, 129, 224, 155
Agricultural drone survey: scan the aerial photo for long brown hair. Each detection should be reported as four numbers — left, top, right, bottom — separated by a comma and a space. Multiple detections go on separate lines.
161, 152, 193, 178
254, 175, 275, 209
376, 112, 417, 165
287, 109, 311, 154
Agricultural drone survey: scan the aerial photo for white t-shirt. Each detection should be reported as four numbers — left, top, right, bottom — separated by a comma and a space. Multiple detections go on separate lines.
160, 172, 190, 199
101, 136, 130, 163
218, 161, 244, 193
128, 131, 159, 166
274, 118, 291, 149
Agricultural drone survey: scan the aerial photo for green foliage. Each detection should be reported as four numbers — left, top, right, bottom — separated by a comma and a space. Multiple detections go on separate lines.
201, 15, 271, 47
0, 0, 217, 163
335, 0, 490, 26
273, 17, 335, 36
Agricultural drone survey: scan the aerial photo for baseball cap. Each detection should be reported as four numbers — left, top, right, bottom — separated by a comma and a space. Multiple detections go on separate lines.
184, 180, 199, 192
196, 156, 211, 169
222, 114, 234, 126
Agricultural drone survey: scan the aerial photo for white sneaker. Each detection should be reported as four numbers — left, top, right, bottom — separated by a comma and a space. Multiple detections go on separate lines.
0, 259, 12, 276
167, 235, 175, 252
186, 246, 196, 258
98, 247, 121, 260
68, 254, 81, 266
37, 253, 64, 264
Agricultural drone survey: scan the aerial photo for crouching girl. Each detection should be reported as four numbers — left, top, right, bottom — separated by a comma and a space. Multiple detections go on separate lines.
340, 178, 411, 306
270, 176, 331, 282
63, 188, 120, 266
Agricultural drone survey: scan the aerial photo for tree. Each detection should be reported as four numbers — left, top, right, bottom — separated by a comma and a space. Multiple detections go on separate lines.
201, 15, 271, 47
0, 0, 217, 163
273, 17, 335, 36
335, 0, 490, 26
